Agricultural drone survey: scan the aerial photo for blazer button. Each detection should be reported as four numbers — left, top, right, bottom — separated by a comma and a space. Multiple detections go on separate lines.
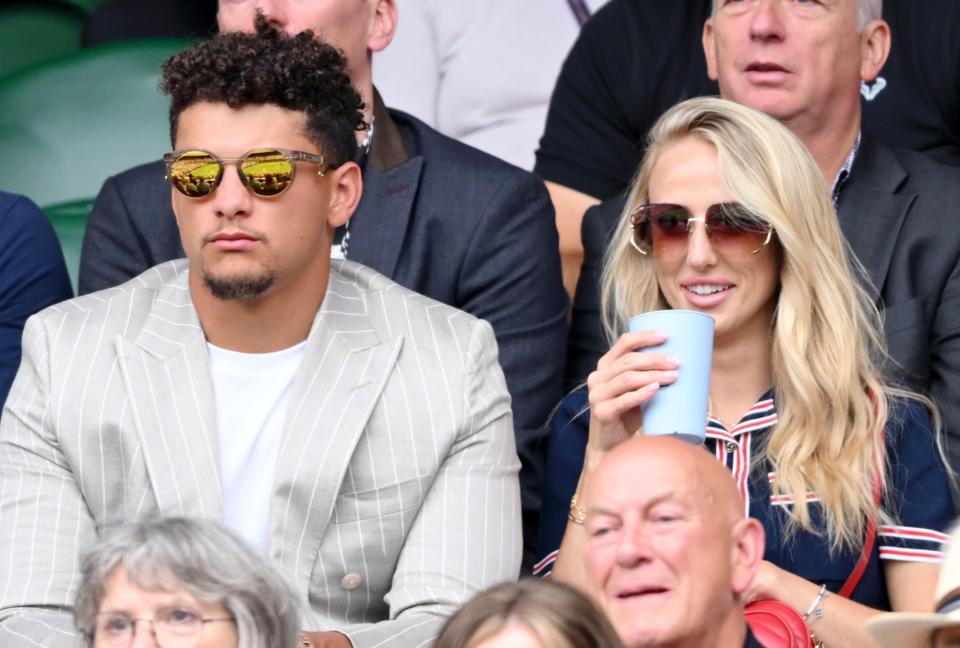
341, 573, 362, 590
725, 441, 737, 454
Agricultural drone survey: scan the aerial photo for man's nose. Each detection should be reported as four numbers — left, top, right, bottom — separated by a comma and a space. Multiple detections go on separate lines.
254, 0, 288, 29
749, 0, 787, 42
614, 520, 653, 566
212, 167, 253, 221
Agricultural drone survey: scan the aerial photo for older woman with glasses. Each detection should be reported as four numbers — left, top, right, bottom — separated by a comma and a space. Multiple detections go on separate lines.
534, 97, 954, 647
74, 517, 299, 648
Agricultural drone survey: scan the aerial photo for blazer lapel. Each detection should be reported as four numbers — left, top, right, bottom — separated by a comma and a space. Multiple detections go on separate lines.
348, 156, 423, 281
270, 263, 402, 589
116, 269, 222, 518
836, 135, 915, 301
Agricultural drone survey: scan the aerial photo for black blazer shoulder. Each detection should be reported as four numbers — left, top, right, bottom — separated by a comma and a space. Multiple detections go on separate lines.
78, 159, 179, 295
565, 193, 626, 389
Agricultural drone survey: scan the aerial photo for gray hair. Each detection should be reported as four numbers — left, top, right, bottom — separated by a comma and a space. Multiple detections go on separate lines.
858, 0, 882, 29
74, 517, 300, 648
711, 0, 883, 31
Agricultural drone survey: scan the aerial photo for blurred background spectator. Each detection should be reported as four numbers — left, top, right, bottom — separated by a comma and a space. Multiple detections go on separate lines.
0, 191, 72, 406
866, 522, 960, 647
82, 0, 216, 46
433, 579, 624, 648
860, 0, 960, 168
373, 0, 610, 170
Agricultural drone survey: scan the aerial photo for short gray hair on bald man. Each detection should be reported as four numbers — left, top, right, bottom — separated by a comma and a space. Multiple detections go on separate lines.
711, 0, 883, 31
858, 0, 882, 29
74, 517, 300, 648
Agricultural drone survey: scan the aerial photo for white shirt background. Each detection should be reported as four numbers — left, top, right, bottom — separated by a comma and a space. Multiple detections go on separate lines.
373, 0, 610, 170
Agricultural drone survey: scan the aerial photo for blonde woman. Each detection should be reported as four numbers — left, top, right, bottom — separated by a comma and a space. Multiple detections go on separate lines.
433, 579, 624, 648
534, 97, 953, 647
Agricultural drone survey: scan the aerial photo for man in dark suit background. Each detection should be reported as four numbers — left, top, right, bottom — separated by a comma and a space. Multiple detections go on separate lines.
81, 0, 217, 45
79, 0, 567, 568
568, 1, 960, 474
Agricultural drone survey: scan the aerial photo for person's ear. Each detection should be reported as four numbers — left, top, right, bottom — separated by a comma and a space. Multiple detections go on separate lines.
859, 19, 890, 82
730, 518, 765, 595
325, 162, 363, 229
368, 0, 397, 53
702, 18, 719, 82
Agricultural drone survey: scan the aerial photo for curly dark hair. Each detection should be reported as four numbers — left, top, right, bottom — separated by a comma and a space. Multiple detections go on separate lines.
161, 13, 366, 166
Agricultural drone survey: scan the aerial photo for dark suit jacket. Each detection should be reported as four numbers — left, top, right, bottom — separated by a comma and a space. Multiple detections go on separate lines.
567, 134, 960, 471
0, 193, 73, 406
79, 98, 568, 558
82, 0, 217, 46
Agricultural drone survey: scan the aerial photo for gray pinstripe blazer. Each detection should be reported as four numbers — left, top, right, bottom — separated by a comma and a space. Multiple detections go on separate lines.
0, 259, 521, 647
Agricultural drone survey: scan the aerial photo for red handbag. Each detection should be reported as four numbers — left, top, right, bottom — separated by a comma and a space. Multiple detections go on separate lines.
745, 599, 813, 648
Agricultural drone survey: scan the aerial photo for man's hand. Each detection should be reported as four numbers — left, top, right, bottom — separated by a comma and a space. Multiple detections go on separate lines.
301, 631, 352, 648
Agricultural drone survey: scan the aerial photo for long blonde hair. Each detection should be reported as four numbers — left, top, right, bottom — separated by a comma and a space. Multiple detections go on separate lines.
601, 97, 901, 552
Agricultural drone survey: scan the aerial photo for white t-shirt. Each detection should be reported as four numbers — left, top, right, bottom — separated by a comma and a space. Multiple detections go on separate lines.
208, 341, 306, 555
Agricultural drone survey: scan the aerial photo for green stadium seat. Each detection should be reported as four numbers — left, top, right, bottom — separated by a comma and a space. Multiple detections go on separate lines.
43, 199, 94, 290
0, 38, 191, 282
0, 4, 85, 78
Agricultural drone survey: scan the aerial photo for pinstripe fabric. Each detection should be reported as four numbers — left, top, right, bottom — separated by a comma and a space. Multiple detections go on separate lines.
0, 259, 522, 648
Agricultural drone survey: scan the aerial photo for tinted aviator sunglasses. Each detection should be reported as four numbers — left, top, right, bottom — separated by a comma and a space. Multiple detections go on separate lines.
630, 202, 774, 258
163, 148, 333, 199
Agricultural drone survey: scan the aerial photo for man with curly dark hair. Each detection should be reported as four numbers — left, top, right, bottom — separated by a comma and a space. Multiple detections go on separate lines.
79, 1, 567, 574
0, 21, 522, 648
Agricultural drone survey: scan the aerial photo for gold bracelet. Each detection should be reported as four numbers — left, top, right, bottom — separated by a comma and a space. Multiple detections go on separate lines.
568, 493, 586, 525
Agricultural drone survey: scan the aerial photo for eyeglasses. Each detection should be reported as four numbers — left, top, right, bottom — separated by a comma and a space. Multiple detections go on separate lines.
163, 148, 331, 199
630, 202, 774, 259
93, 606, 235, 648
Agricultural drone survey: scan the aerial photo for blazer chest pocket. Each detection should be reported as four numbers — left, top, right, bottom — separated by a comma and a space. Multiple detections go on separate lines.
332, 475, 428, 525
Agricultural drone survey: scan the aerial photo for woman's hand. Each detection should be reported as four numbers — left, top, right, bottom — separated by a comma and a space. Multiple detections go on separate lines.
586, 329, 679, 454
743, 560, 789, 604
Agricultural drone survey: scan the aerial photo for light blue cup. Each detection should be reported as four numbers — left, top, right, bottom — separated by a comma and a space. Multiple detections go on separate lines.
627, 310, 714, 445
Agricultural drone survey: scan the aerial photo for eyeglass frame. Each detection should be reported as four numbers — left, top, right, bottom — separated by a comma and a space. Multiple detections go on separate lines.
628, 202, 774, 257
92, 606, 236, 647
162, 147, 335, 199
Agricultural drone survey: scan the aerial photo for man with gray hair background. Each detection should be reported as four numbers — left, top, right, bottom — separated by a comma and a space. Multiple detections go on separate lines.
541, 0, 960, 309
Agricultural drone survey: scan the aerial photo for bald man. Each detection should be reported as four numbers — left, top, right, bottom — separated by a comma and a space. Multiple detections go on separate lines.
581, 436, 765, 648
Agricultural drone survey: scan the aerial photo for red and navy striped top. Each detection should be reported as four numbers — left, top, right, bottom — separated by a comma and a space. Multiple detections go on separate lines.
534, 388, 952, 609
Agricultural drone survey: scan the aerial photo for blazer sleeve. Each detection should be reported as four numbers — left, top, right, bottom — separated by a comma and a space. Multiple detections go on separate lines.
341, 320, 522, 647
565, 195, 624, 390
0, 196, 73, 405
0, 315, 94, 647
457, 171, 567, 526
927, 251, 960, 477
